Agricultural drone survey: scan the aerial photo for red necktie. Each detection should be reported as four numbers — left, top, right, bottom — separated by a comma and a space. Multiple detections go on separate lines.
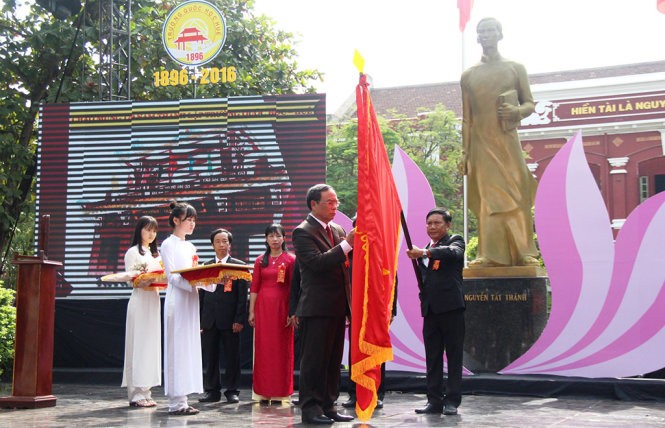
326, 225, 334, 245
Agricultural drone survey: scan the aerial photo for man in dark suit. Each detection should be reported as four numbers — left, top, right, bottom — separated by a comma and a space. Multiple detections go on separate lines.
406, 208, 465, 416
198, 228, 248, 404
292, 184, 355, 425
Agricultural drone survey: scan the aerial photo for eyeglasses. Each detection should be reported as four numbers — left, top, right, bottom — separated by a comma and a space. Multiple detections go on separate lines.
321, 199, 341, 207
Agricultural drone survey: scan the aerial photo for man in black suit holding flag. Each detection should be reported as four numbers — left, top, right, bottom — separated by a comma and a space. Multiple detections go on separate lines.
406, 208, 465, 416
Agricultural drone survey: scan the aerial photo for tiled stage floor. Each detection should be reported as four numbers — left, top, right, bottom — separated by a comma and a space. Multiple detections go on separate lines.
2, 382, 665, 427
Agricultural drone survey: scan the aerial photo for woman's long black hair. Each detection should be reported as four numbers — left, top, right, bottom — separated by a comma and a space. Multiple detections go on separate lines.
130, 216, 159, 257
260, 223, 287, 268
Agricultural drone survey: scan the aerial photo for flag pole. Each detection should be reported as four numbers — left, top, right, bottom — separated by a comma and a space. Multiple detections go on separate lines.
400, 210, 424, 290
463, 179, 468, 267
461, 12, 469, 268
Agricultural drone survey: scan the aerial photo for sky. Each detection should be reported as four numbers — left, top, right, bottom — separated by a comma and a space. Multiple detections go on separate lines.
252, 0, 665, 114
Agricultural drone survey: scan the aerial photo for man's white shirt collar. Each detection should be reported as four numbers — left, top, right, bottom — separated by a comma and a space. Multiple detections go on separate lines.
311, 214, 330, 229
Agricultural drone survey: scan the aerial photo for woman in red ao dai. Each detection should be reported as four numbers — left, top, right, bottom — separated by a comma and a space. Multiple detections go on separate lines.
248, 223, 296, 403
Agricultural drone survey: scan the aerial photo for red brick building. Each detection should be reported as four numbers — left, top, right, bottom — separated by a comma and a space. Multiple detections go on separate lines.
332, 61, 665, 233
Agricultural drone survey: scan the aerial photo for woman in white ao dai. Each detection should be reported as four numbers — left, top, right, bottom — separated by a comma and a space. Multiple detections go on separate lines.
122, 215, 162, 407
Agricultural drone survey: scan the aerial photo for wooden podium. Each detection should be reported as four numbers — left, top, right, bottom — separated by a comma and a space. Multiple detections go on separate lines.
0, 216, 62, 409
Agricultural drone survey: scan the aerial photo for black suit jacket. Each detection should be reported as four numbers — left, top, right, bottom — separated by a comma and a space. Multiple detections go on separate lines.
292, 214, 351, 318
288, 258, 301, 317
418, 234, 465, 317
199, 256, 249, 329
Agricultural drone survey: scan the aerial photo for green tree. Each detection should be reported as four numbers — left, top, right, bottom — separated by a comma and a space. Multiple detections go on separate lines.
326, 115, 401, 217
391, 105, 467, 225
126, 0, 322, 99
326, 121, 359, 216
0, 1, 84, 271
326, 104, 476, 237
0, 283, 16, 380
0, 0, 322, 279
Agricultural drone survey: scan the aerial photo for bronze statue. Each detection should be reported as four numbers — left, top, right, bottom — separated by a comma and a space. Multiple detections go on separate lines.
461, 17, 539, 267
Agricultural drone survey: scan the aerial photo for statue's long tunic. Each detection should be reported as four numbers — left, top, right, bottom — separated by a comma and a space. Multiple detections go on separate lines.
461, 58, 538, 265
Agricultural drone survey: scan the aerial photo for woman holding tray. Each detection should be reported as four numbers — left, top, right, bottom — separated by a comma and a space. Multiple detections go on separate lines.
248, 223, 296, 404
161, 201, 216, 416
122, 215, 162, 408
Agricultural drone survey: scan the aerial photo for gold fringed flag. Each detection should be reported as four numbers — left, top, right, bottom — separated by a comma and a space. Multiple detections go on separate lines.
351, 73, 402, 420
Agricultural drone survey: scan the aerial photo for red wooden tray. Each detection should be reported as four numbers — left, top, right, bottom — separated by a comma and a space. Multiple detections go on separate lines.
101, 270, 167, 289
172, 262, 252, 286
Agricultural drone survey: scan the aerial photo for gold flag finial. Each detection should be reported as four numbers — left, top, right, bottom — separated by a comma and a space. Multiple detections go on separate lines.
353, 49, 365, 74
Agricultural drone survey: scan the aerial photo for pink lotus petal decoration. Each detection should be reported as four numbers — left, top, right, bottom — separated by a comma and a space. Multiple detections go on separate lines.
501, 131, 665, 377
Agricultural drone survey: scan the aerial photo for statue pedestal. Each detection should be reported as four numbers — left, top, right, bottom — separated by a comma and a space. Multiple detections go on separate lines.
462, 267, 548, 372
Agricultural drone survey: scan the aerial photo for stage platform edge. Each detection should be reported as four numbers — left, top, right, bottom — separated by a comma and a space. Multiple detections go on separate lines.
48, 369, 665, 402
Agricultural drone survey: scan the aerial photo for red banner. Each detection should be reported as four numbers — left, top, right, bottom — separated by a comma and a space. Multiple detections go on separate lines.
351, 74, 402, 420
458, 0, 474, 32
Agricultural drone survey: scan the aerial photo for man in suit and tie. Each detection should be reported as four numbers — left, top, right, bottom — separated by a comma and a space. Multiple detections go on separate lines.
198, 228, 248, 404
292, 184, 355, 425
406, 208, 465, 416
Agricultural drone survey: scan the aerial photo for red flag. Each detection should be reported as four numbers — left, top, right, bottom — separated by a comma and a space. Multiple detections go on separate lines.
458, 0, 474, 32
352, 74, 402, 421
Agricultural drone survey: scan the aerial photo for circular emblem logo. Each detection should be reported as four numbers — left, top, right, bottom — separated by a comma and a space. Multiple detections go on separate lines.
162, 0, 227, 67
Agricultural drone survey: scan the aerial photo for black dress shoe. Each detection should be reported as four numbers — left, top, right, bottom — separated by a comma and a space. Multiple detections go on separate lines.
376, 399, 384, 409
324, 411, 354, 422
302, 414, 334, 425
341, 398, 356, 408
198, 392, 221, 403
225, 394, 239, 403
443, 403, 458, 415
415, 402, 443, 414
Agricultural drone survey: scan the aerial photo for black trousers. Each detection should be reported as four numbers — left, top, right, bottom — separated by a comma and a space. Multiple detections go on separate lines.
423, 308, 465, 407
298, 315, 346, 418
201, 326, 241, 396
